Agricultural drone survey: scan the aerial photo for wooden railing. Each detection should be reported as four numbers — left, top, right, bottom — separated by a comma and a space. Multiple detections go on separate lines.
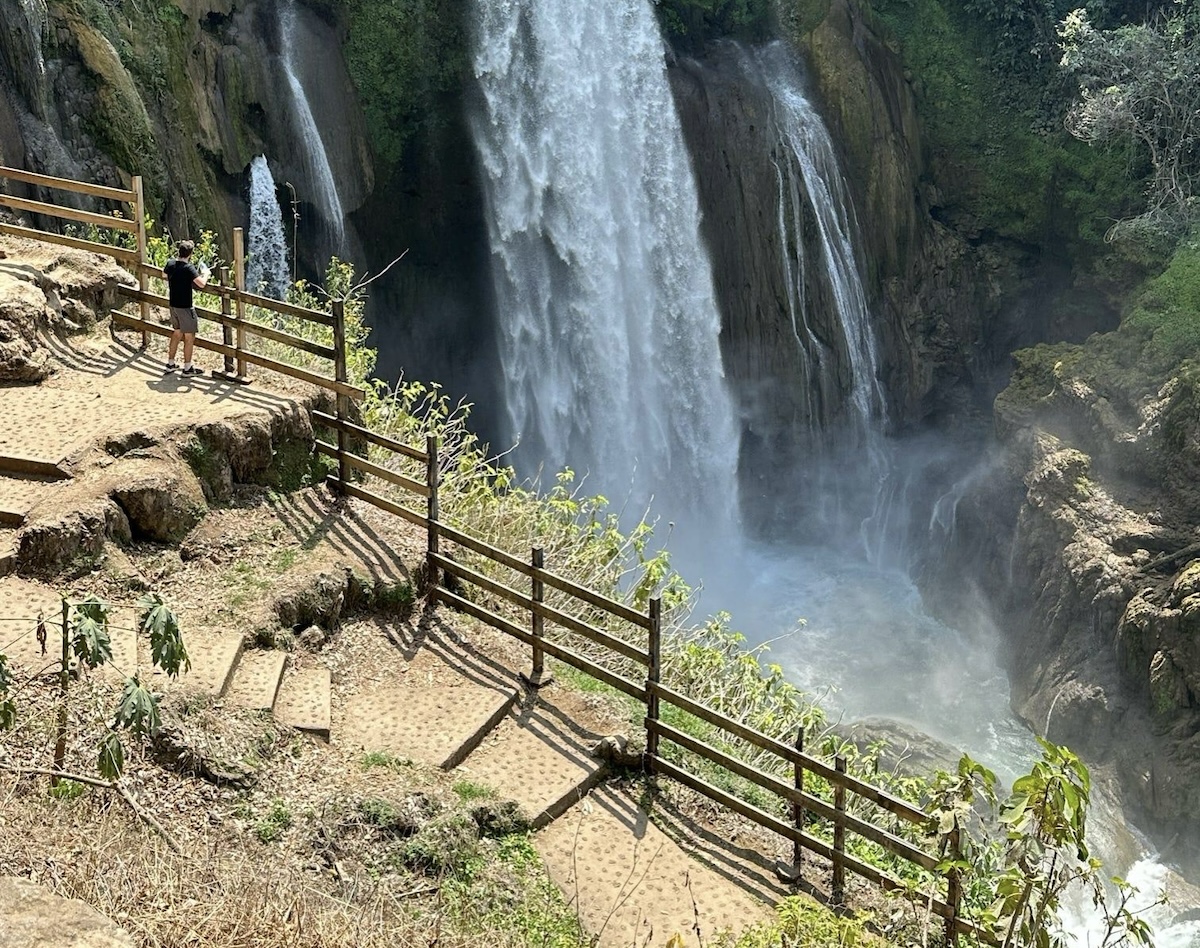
0, 164, 364, 403
1, 163, 991, 944
314, 410, 993, 946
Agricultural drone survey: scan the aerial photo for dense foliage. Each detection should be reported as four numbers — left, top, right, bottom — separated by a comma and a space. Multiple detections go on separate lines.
342, 0, 468, 171
866, 0, 1139, 259
653, 0, 775, 45
1060, 2, 1200, 247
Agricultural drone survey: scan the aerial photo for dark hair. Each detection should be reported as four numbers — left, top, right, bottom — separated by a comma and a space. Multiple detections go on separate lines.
177, 240, 195, 258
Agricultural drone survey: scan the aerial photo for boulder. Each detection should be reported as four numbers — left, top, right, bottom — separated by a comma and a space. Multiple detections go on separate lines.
110, 459, 208, 543
0, 876, 134, 947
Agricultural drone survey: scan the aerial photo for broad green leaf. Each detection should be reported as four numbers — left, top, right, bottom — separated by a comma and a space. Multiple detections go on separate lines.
98, 731, 124, 779
70, 614, 113, 668
0, 652, 12, 694
139, 595, 189, 678
114, 677, 160, 738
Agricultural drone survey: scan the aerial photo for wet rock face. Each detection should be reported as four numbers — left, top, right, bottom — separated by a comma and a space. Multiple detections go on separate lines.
984, 395, 1200, 855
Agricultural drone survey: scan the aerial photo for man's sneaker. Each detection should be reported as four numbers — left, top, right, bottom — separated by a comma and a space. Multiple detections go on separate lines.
181, 366, 202, 377
163, 362, 178, 374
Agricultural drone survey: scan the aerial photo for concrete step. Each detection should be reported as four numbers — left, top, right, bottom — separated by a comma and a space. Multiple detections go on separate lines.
275, 666, 332, 739
152, 628, 244, 698
454, 689, 606, 828
0, 529, 16, 577
223, 649, 286, 710
0, 472, 67, 527
0, 453, 69, 481
340, 679, 519, 769
536, 786, 775, 948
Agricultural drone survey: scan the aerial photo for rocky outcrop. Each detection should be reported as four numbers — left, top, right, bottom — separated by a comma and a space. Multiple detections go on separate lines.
0, 238, 132, 382
0, 876, 134, 947
944, 349, 1200, 861
0, 0, 372, 265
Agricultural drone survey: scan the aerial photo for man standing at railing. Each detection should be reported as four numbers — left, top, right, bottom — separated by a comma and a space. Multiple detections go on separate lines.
163, 239, 209, 376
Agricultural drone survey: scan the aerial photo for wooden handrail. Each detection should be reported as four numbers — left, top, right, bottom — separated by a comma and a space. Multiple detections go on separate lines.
433, 586, 646, 700
649, 718, 938, 870
135, 261, 335, 327
119, 288, 336, 360
312, 410, 428, 462
0, 165, 135, 203
649, 680, 928, 824
0, 193, 138, 233
0, 222, 139, 263
433, 552, 649, 665
315, 440, 430, 496
112, 311, 364, 401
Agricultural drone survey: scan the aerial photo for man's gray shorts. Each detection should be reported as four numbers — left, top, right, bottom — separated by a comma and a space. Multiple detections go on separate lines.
170, 307, 198, 334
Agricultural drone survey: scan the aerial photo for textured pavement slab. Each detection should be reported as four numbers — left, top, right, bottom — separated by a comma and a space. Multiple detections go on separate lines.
223, 649, 286, 710
537, 786, 773, 948
339, 681, 518, 769
454, 691, 605, 826
275, 666, 332, 738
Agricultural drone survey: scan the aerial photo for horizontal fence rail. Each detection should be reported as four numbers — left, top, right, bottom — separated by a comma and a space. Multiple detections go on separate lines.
0, 163, 994, 945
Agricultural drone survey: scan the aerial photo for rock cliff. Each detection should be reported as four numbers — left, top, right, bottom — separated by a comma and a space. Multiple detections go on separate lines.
0, 0, 371, 268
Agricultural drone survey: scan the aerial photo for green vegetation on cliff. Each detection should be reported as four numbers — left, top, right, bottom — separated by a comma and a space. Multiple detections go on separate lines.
1001, 240, 1200, 418
342, 0, 467, 171
654, 0, 774, 45
865, 0, 1138, 258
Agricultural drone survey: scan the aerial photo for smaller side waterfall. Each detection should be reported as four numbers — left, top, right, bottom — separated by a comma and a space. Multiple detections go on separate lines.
246, 156, 290, 300
279, 0, 346, 261
733, 44, 902, 563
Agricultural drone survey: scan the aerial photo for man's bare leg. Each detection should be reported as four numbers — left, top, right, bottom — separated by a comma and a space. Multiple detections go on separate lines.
167, 328, 182, 366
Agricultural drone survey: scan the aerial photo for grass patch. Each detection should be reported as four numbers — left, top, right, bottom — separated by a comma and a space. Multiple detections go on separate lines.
737, 896, 880, 947
442, 835, 585, 948
48, 779, 87, 801
361, 750, 412, 771
254, 799, 293, 843
451, 779, 496, 802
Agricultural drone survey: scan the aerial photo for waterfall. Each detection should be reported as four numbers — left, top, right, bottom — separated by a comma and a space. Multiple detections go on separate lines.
279, 0, 346, 261
468, 0, 739, 524
739, 44, 899, 563
246, 156, 290, 300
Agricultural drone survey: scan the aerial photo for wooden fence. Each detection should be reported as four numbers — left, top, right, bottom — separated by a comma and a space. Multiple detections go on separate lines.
0, 163, 993, 945
313, 411, 993, 946
0, 164, 364, 403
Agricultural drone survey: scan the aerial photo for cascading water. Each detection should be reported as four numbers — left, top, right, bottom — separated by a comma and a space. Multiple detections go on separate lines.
468, 0, 739, 525
246, 156, 290, 300
740, 43, 905, 564
279, 0, 346, 262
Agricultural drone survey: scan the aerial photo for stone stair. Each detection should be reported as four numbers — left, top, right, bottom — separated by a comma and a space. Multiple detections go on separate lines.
0, 462, 71, 577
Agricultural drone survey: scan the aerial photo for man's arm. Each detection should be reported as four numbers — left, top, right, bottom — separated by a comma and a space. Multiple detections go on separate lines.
192, 262, 210, 290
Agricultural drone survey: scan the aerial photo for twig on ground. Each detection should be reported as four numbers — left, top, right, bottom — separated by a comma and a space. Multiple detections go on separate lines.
0, 764, 183, 853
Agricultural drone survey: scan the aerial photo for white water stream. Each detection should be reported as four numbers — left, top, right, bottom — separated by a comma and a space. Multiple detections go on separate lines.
469, 0, 739, 526
279, 1, 346, 261
246, 156, 290, 299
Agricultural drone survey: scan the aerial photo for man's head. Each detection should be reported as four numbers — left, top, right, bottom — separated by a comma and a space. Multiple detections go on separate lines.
177, 240, 195, 259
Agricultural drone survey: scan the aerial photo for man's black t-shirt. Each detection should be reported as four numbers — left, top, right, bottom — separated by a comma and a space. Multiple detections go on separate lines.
164, 259, 200, 308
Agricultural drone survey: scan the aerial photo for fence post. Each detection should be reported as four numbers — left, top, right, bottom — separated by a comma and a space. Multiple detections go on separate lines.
132, 176, 149, 349
521, 547, 551, 687
218, 267, 234, 377
233, 227, 249, 381
793, 727, 806, 878
833, 755, 847, 904
945, 826, 962, 947
645, 597, 662, 771
331, 299, 349, 492
426, 435, 440, 590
